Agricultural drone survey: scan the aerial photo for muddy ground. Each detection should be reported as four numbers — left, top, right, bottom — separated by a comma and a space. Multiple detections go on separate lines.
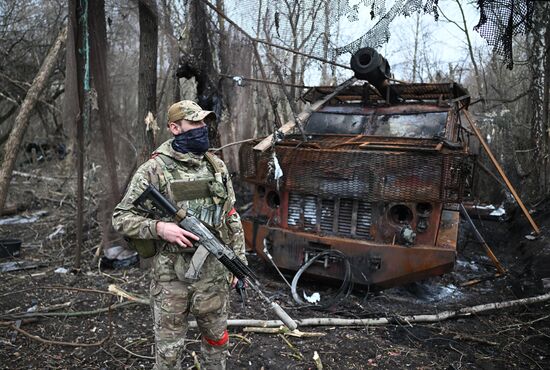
1, 163, 550, 369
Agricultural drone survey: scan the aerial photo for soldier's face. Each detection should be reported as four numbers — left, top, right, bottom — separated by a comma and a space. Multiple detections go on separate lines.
169, 119, 206, 135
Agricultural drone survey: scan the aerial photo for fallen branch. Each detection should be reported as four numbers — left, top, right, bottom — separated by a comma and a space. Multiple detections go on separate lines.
98, 289, 550, 328
229, 333, 252, 344
1, 300, 114, 347
108, 284, 149, 304
227, 292, 550, 328
279, 334, 303, 361
243, 326, 325, 337
0, 285, 118, 298
115, 342, 154, 360
12, 171, 58, 182
2, 323, 110, 347
1, 301, 135, 320
442, 329, 498, 346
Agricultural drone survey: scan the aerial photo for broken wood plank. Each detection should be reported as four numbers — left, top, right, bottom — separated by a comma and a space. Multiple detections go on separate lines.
462, 108, 540, 234
253, 77, 357, 152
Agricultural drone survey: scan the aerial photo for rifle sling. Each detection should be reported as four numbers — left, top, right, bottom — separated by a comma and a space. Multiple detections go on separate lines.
184, 244, 210, 280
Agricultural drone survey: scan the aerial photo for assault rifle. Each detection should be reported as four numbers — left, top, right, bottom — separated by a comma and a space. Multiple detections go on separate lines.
134, 185, 298, 331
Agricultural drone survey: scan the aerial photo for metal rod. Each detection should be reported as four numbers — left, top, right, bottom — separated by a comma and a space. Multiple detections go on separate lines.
219, 74, 316, 89
201, 0, 283, 128
459, 204, 507, 275
462, 107, 540, 234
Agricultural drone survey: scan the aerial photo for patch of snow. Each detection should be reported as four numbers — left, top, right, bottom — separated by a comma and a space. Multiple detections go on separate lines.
489, 207, 506, 217
303, 291, 321, 304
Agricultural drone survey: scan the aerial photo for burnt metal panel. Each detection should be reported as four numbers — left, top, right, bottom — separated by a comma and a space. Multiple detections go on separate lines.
338, 199, 354, 234
287, 193, 373, 240
356, 201, 372, 238
303, 195, 317, 230
260, 226, 457, 288
320, 198, 334, 233
302, 82, 470, 106
240, 142, 472, 204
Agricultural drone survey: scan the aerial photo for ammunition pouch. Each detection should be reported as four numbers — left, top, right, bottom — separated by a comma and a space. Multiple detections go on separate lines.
126, 237, 157, 258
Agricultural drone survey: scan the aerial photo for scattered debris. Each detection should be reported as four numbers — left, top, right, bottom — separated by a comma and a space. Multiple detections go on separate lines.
100, 245, 138, 269
0, 239, 21, 258
303, 291, 321, 304
54, 267, 69, 274
313, 351, 323, 370
47, 225, 65, 240
0, 210, 48, 225
0, 260, 39, 273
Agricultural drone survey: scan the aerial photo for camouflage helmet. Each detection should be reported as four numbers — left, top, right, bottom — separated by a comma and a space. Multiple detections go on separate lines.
168, 100, 215, 123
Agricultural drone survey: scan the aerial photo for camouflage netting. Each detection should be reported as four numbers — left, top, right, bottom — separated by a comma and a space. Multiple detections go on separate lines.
224, 0, 535, 69
474, 0, 534, 69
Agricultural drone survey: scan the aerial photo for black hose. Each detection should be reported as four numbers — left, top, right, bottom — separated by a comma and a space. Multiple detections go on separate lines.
291, 250, 353, 309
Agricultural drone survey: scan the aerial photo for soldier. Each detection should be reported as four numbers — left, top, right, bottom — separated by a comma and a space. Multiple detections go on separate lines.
112, 100, 246, 370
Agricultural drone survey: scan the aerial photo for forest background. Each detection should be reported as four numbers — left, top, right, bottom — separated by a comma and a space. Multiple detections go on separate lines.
0, 0, 549, 265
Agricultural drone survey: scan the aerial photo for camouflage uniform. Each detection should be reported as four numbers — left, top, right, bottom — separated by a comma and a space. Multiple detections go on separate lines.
113, 138, 246, 370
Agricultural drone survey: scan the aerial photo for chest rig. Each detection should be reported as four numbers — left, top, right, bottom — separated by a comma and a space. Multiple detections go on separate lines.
155, 152, 233, 280
155, 152, 231, 228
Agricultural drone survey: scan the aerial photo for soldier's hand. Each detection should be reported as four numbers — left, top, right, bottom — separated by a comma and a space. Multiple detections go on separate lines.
156, 221, 199, 247
231, 276, 239, 288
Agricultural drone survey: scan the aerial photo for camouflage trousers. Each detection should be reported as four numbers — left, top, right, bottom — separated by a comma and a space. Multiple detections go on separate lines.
150, 279, 229, 370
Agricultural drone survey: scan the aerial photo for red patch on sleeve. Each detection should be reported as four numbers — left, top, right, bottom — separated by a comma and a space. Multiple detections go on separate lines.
227, 208, 237, 217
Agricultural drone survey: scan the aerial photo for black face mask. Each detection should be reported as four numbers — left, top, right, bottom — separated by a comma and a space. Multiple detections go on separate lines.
172, 126, 210, 154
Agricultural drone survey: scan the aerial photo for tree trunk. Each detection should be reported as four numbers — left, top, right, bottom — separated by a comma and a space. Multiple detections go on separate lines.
138, 0, 158, 157
89, 1, 120, 201
178, 0, 222, 148
89, 0, 123, 258
542, 2, 550, 195
0, 26, 67, 213
456, 0, 484, 106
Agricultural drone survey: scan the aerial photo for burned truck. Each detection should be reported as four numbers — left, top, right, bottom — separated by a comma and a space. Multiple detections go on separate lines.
238, 48, 473, 288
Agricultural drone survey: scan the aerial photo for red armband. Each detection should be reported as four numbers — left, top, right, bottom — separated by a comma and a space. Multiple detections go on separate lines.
227, 207, 237, 217
204, 329, 229, 346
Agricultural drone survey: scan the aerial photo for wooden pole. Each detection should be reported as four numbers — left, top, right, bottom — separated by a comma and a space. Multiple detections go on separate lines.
459, 204, 506, 274
462, 108, 540, 234
253, 77, 357, 152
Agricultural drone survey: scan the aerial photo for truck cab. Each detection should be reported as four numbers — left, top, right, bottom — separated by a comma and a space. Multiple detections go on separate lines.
239, 48, 473, 288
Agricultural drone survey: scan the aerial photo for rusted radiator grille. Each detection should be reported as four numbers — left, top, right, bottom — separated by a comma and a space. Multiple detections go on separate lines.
288, 193, 372, 239
240, 143, 471, 203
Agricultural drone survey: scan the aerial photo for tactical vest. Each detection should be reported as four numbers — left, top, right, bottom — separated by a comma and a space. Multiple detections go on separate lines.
130, 152, 234, 258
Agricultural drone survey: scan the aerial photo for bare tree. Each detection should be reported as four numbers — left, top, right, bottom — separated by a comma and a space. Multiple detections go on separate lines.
177, 0, 222, 147
138, 0, 159, 156
0, 26, 67, 213
438, 0, 484, 104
